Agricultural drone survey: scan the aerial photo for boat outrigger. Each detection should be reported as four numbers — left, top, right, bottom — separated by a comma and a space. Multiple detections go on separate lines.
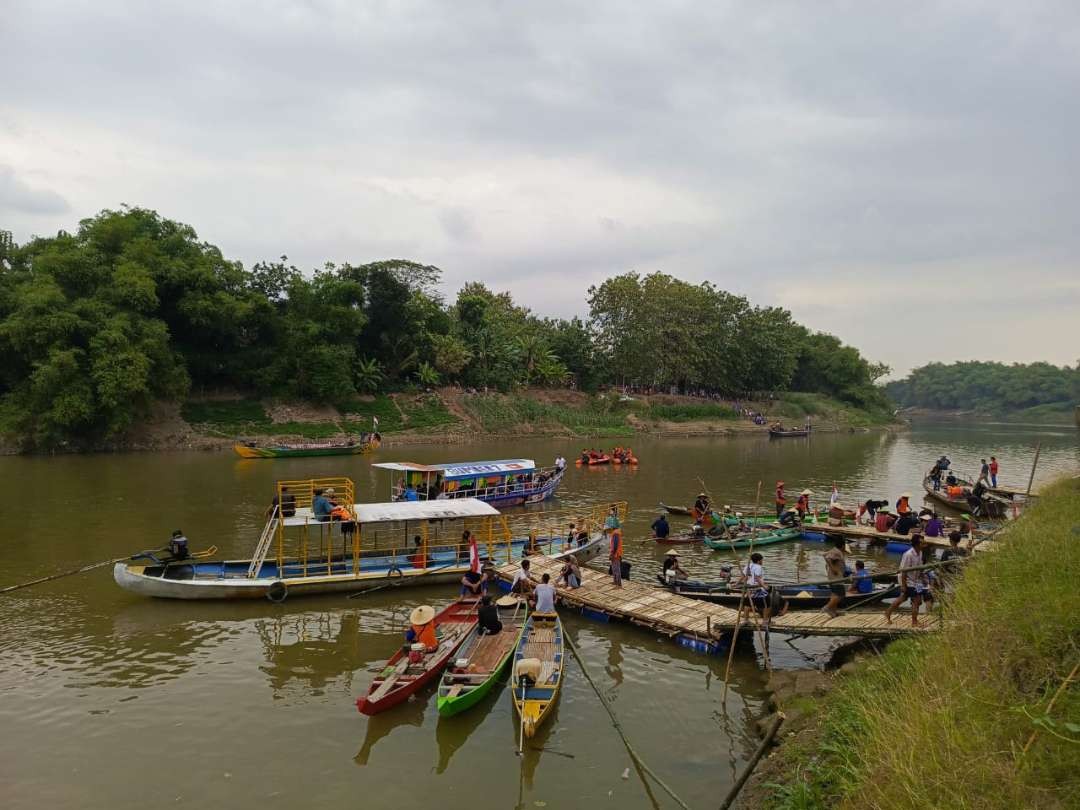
372, 459, 564, 507
113, 477, 619, 601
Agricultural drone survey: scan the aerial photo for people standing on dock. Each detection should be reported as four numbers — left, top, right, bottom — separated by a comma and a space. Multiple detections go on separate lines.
554, 454, 566, 472
989, 456, 999, 487
796, 489, 812, 521
608, 523, 624, 588
775, 480, 786, 518
978, 458, 990, 485
885, 535, 932, 627
651, 513, 670, 540
821, 537, 846, 618
739, 552, 771, 626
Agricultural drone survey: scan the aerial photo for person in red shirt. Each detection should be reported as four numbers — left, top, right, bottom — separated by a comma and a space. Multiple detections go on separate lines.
796, 489, 812, 521
775, 481, 786, 518
875, 510, 897, 533
989, 456, 999, 487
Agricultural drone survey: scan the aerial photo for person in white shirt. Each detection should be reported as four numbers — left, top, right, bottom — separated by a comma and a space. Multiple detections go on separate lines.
533, 573, 557, 613
739, 552, 771, 625
554, 455, 566, 472
885, 535, 933, 627
510, 558, 535, 597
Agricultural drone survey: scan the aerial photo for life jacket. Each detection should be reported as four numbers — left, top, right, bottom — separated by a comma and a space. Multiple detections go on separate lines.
331, 505, 351, 521
411, 622, 438, 651
610, 530, 623, 559
897, 497, 910, 514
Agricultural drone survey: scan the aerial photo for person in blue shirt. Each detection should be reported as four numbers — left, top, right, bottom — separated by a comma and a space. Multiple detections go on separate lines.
312, 488, 332, 521
848, 559, 874, 595
651, 514, 670, 539
404, 484, 420, 502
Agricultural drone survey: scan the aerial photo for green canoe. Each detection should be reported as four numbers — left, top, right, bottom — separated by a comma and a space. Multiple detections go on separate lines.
437, 602, 526, 717
703, 526, 802, 550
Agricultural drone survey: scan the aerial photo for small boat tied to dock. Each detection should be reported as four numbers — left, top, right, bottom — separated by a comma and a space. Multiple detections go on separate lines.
372, 458, 564, 507
511, 610, 564, 741
113, 476, 625, 601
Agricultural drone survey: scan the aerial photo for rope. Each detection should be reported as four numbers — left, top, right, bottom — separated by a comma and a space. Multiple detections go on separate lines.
561, 626, 692, 810
1, 557, 126, 594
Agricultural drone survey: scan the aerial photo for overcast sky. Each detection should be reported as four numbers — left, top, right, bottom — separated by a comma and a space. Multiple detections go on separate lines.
2, 1, 1078, 377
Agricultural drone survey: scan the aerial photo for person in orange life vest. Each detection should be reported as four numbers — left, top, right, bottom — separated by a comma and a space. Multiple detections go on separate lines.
406, 605, 438, 651
796, 489, 812, 520
895, 492, 912, 515
989, 456, 999, 487
775, 481, 786, 518
608, 525, 624, 588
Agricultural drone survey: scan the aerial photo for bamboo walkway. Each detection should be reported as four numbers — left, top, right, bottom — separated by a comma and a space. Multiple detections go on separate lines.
497, 556, 940, 652
799, 521, 995, 553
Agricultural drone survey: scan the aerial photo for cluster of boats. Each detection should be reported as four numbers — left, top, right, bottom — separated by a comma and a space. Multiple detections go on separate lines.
576, 447, 638, 465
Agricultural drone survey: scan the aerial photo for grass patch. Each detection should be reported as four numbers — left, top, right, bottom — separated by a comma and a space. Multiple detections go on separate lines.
181, 399, 269, 427
647, 403, 739, 422
764, 477, 1080, 809
460, 393, 633, 435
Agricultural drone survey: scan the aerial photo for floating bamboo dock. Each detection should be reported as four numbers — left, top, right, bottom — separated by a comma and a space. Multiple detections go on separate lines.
496, 556, 940, 655
798, 521, 995, 553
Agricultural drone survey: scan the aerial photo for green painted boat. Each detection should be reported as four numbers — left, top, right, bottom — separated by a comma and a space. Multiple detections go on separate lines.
437, 599, 526, 717
703, 526, 802, 550
233, 434, 380, 459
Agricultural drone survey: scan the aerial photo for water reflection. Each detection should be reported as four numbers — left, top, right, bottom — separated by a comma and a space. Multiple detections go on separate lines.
256, 611, 370, 697
434, 688, 500, 774
354, 696, 428, 766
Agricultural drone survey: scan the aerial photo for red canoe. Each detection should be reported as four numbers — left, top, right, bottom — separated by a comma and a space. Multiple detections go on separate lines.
356, 599, 478, 716
576, 454, 612, 466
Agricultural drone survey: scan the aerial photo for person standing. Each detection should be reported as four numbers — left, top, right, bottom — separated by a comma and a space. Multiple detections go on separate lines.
796, 489, 812, 521
977, 459, 990, 485
885, 535, 931, 627
989, 456, 999, 488
608, 524, 624, 588
821, 538, 847, 618
740, 552, 771, 626
775, 480, 786, 519
651, 513, 670, 540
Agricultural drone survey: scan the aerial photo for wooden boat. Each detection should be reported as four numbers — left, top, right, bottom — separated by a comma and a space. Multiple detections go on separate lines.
511, 611, 563, 739
702, 526, 801, 550
768, 426, 810, 438
373, 458, 563, 507
114, 479, 613, 600
659, 502, 693, 516
233, 433, 380, 459
659, 577, 899, 609
645, 532, 703, 545
575, 453, 611, 466
923, 475, 1007, 519
356, 599, 479, 715
437, 598, 526, 717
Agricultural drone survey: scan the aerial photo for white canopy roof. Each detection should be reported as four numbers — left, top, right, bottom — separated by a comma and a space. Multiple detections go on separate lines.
353, 498, 499, 523
373, 459, 535, 480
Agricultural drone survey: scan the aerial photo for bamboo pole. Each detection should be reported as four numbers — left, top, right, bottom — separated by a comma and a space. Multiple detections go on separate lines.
1024, 442, 1042, 499
1021, 661, 1079, 756
719, 713, 784, 810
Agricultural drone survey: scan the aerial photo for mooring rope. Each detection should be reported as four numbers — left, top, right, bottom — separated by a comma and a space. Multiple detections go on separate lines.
561, 626, 692, 810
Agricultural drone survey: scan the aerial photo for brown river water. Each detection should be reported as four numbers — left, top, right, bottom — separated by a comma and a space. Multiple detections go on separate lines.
1, 422, 1076, 809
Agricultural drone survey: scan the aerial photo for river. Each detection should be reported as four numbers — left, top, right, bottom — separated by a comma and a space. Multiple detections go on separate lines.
1, 423, 1075, 809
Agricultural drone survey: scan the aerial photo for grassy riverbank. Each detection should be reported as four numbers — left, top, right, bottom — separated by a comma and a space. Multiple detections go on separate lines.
750, 477, 1080, 809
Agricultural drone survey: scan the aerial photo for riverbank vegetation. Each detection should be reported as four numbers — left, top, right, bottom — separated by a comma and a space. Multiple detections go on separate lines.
887, 361, 1078, 422
1, 207, 891, 449
757, 476, 1080, 809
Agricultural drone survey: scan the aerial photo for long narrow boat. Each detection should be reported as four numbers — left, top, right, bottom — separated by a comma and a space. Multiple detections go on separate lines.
113, 478, 616, 601
768, 426, 810, 438
922, 475, 1007, 519
645, 532, 703, 545
437, 598, 526, 717
659, 502, 693, 516
659, 578, 899, 609
356, 599, 478, 715
373, 459, 563, 507
233, 433, 380, 459
702, 526, 802, 550
511, 611, 563, 739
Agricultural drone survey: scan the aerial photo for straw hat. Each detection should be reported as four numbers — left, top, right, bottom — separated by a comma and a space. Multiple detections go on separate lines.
495, 595, 520, 608
409, 605, 435, 625
325, 487, 336, 496
901, 492, 912, 498
723, 504, 731, 511
801, 489, 812, 495
735, 512, 744, 518
919, 514, 931, 521
665, 549, 680, 557
777, 480, 785, 485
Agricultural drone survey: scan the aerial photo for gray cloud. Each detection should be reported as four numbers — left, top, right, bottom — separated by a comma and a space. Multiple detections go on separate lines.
1, 0, 1078, 373
0, 165, 70, 215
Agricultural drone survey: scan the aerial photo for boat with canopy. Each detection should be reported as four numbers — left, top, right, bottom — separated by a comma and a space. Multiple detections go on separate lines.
113, 477, 620, 601
372, 459, 564, 507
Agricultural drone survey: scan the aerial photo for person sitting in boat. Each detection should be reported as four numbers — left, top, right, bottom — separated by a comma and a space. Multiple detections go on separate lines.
461, 568, 485, 597
574, 523, 591, 546
406, 605, 438, 652
893, 509, 919, 536
168, 529, 189, 561
404, 484, 420, 502
533, 573, 557, 612
556, 555, 581, 589
945, 471, 958, 487
411, 534, 427, 568
651, 513, 670, 540
922, 512, 944, 538
477, 595, 503, 635
580, 449, 590, 464
312, 488, 333, 521
778, 507, 800, 528
662, 550, 688, 583
847, 559, 873, 595
510, 558, 536, 596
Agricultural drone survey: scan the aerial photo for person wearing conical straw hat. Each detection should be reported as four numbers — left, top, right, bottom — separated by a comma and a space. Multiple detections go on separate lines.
796, 489, 812, 521
662, 549, 687, 583
896, 492, 912, 515
774, 480, 786, 518
408, 605, 438, 651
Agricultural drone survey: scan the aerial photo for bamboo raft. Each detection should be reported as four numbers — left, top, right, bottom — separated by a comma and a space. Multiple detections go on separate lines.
799, 521, 995, 553
496, 557, 939, 652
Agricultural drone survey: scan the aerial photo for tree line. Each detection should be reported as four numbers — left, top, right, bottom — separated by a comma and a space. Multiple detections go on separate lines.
885, 361, 1078, 412
0, 207, 890, 448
